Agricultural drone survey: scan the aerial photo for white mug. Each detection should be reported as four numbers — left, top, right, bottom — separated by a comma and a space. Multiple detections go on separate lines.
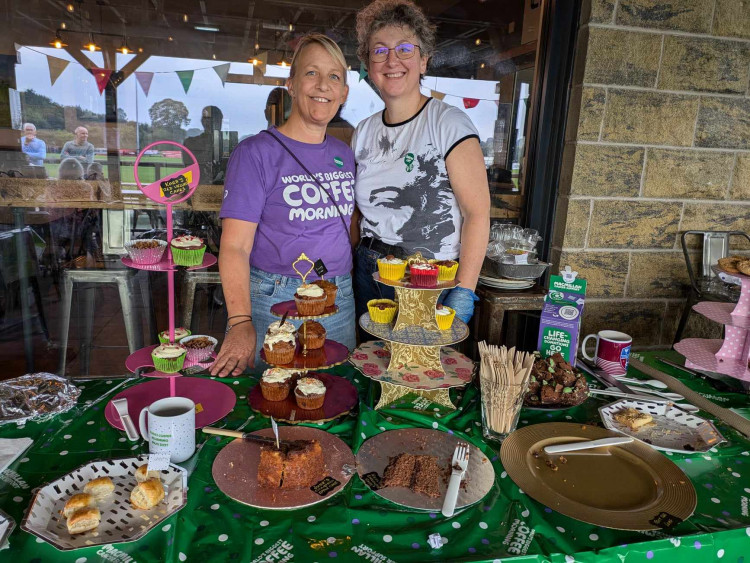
138, 397, 195, 463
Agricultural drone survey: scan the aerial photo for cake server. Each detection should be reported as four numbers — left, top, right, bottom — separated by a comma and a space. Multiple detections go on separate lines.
442, 442, 469, 518
202, 427, 294, 447
111, 398, 139, 441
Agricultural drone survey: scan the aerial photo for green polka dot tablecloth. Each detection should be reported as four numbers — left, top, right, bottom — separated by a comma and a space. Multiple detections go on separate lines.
1, 350, 750, 562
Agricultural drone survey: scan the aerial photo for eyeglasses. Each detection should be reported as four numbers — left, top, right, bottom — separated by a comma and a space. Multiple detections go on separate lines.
369, 43, 421, 63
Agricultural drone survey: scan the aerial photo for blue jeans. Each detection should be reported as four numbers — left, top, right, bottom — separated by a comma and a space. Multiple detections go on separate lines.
251, 267, 356, 366
354, 245, 451, 342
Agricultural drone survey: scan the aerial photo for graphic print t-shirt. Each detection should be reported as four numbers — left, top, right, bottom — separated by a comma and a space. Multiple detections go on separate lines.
220, 128, 355, 276
352, 98, 479, 259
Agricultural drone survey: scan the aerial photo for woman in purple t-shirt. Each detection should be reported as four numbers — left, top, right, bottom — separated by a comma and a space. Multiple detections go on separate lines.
212, 34, 356, 377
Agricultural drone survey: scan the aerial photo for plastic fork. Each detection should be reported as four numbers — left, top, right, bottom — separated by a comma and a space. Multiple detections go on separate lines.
442, 442, 469, 518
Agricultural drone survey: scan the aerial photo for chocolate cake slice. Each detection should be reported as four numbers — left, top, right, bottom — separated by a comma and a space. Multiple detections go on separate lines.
282, 440, 324, 489
382, 453, 416, 488
411, 455, 441, 497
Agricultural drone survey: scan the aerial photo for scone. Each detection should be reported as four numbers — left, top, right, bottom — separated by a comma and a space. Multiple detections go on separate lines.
614, 407, 653, 430
84, 476, 114, 499
130, 478, 165, 510
135, 464, 160, 483
63, 493, 96, 518
67, 507, 101, 535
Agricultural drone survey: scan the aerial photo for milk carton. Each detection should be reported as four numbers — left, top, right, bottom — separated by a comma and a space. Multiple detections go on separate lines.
537, 267, 587, 366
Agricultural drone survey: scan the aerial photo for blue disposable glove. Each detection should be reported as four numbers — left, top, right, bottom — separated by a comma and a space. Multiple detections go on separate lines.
443, 286, 480, 323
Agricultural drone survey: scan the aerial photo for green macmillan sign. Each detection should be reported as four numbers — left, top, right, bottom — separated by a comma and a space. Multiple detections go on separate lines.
160, 174, 190, 198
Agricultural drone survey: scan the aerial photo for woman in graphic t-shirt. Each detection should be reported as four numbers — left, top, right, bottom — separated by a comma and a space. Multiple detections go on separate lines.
212, 34, 356, 377
352, 0, 490, 330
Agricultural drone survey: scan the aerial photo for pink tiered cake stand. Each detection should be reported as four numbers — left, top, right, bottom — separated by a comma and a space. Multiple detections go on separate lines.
674, 270, 750, 382
104, 141, 235, 432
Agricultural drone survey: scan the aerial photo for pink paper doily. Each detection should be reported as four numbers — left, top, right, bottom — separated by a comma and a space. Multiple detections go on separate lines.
349, 340, 474, 390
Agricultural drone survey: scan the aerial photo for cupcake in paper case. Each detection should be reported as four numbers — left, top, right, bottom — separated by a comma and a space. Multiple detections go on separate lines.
294, 377, 327, 410
179, 335, 218, 363
409, 263, 439, 287
125, 239, 167, 265
151, 344, 187, 373
377, 255, 407, 281
259, 368, 297, 401
170, 235, 206, 266
159, 327, 191, 344
367, 299, 398, 324
263, 332, 296, 365
312, 279, 338, 307
294, 283, 327, 316
429, 259, 458, 281
297, 320, 326, 350
435, 305, 456, 330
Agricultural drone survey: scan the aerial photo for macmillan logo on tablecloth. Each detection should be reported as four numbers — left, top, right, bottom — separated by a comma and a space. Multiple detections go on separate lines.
351, 544, 396, 563
96, 545, 135, 562
251, 539, 294, 563
0, 469, 29, 489
502, 518, 535, 556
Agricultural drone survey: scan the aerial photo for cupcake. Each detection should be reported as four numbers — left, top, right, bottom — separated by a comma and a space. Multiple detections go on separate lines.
297, 320, 326, 350
266, 319, 296, 337
294, 284, 327, 316
170, 235, 206, 266
435, 305, 456, 330
179, 335, 218, 363
368, 299, 398, 324
125, 239, 167, 265
151, 344, 186, 373
263, 332, 296, 365
294, 377, 327, 410
159, 327, 191, 344
312, 279, 338, 307
377, 255, 407, 281
429, 259, 459, 281
259, 368, 296, 401
409, 263, 439, 287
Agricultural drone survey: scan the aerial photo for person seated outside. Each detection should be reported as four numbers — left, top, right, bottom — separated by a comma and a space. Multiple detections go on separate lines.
183, 106, 227, 184
58, 158, 85, 180
61, 126, 95, 166
20, 123, 46, 166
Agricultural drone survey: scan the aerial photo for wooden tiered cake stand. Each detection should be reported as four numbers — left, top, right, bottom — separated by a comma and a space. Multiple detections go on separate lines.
350, 272, 476, 410
674, 267, 750, 382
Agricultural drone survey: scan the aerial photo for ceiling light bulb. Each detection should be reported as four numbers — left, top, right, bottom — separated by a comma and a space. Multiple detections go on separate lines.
288, 23, 294, 31
280, 61, 287, 67
61, 22, 67, 29
480, 63, 485, 69
88, 43, 96, 52
138, 47, 143, 53
67, 3, 74, 12
212, 53, 216, 59
183, 14, 188, 23
168, 36, 173, 41
475, 38, 481, 46
255, 42, 259, 50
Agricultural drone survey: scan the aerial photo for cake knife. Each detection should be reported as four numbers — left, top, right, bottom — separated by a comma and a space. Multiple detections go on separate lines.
202, 427, 294, 447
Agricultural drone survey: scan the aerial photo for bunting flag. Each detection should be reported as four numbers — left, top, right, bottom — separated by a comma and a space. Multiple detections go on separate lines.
463, 97, 479, 109
48, 56, 70, 86
176, 70, 194, 93
213, 63, 230, 86
359, 62, 368, 82
91, 67, 112, 94
135, 71, 154, 96
430, 89, 445, 101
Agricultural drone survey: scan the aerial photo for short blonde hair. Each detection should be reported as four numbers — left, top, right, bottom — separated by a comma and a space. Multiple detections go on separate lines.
356, 0, 436, 66
289, 33, 348, 85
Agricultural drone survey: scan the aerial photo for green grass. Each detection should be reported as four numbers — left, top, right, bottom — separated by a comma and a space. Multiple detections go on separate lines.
43, 155, 185, 184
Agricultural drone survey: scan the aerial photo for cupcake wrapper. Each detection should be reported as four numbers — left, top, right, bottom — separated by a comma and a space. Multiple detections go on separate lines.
261, 383, 291, 402
377, 262, 407, 281
152, 353, 186, 374
300, 334, 326, 350
322, 288, 337, 307
436, 307, 456, 330
295, 296, 326, 316
295, 390, 325, 410
126, 242, 167, 265
184, 344, 216, 364
410, 269, 439, 287
159, 329, 191, 344
430, 261, 459, 281
264, 345, 296, 365
171, 245, 206, 266
368, 300, 398, 324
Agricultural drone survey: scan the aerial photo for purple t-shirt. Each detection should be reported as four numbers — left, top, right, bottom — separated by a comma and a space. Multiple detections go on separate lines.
220, 128, 355, 276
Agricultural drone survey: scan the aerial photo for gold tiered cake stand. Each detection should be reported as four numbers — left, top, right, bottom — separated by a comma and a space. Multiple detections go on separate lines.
350, 271, 476, 410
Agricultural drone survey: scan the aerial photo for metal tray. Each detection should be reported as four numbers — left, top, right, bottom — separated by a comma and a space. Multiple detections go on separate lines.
482, 257, 550, 280
21, 455, 187, 551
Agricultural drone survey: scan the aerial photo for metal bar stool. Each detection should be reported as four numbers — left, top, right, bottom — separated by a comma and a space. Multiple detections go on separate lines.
181, 270, 222, 333
57, 258, 155, 377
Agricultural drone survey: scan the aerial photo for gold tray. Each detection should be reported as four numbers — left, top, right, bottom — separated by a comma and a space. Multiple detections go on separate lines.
500, 422, 696, 530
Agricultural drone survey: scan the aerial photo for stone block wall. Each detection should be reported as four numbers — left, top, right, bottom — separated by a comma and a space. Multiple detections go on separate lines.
553, 0, 750, 348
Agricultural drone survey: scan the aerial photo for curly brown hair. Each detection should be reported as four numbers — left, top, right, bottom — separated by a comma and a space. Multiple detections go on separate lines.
355, 0, 437, 67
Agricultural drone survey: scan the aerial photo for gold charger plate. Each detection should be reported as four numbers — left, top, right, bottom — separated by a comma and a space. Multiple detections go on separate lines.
500, 422, 696, 530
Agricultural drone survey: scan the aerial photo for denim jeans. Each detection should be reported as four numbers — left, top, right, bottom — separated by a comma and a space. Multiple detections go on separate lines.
353, 245, 450, 342
250, 266, 356, 366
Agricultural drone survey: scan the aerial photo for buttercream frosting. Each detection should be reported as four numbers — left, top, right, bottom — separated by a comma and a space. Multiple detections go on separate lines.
152, 344, 186, 359
261, 368, 296, 383
295, 377, 326, 395
160, 327, 190, 340
379, 257, 405, 265
267, 320, 296, 335
263, 332, 295, 350
295, 284, 325, 298
435, 307, 453, 316
171, 235, 203, 248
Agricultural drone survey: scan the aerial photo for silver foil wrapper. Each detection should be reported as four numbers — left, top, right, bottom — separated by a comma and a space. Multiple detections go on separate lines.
0, 373, 80, 424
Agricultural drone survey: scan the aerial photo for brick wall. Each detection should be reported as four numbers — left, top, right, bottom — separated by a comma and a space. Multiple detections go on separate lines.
553, 0, 750, 348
